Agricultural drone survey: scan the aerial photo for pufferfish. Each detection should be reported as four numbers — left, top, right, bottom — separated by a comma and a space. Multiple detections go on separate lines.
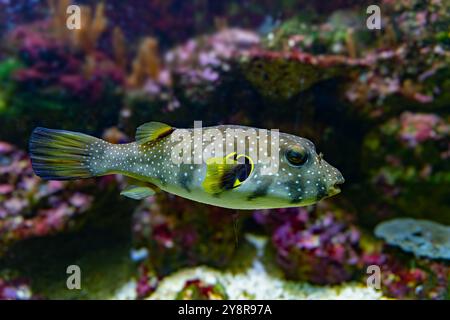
29, 122, 344, 209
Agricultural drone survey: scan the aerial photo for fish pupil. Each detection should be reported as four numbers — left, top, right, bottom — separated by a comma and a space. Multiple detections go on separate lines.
286, 147, 307, 166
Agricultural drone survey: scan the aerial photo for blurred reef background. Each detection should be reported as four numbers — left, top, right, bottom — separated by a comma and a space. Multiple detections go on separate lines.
0, 0, 449, 300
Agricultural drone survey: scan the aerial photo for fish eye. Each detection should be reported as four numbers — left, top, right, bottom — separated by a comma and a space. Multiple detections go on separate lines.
285, 146, 308, 166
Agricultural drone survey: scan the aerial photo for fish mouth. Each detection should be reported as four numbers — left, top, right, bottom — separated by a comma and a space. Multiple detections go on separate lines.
327, 184, 341, 196
327, 178, 345, 197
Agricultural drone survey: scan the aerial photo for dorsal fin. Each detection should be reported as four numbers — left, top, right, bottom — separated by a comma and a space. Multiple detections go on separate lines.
135, 122, 174, 145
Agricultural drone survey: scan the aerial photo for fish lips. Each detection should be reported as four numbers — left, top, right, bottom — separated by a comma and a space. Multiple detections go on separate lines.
327, 177, 345, 197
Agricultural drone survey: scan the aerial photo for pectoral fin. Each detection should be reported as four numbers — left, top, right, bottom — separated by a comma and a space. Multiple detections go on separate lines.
135, 122, 174, 145
120, 185, 155, 200
202, 153, 254, 195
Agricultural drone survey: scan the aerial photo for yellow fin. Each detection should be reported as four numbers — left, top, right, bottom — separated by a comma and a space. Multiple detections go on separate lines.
202, 152, 250, 195
135, 122, 174, 145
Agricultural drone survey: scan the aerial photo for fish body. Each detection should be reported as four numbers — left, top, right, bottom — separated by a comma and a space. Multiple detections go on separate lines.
29, 122, 344, 209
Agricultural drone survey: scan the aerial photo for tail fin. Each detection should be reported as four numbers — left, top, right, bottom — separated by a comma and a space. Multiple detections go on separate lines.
29, 127, 108, 180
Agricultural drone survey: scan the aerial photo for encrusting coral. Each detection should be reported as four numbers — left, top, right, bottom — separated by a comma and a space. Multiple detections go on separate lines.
375, 218, 450, 260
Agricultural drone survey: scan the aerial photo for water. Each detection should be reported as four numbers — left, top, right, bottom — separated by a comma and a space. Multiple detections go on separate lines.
0, 0, 449, 300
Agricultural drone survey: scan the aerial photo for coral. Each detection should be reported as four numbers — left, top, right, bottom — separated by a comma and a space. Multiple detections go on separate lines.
73, 3, 108, 53
135, 263, 159, 299
132, 194, 243, 277
254, 206, 362, 285
375, 218, 450, 260
112, 27, 127, 70
166, 28, 260, 106
361, 112, 450, 224
128, 37, 162, 88
0, 277, 35, 300
263, 10, 370, 57
362, 252, 449, 299
344, 0, 450, 119
0, 141, 94, 254
398, 112, 449, 148
0, 17, 124, 146
175, 278, 228, 300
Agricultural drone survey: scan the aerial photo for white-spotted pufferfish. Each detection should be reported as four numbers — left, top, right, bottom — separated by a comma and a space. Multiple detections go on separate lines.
29, 122, 344, 209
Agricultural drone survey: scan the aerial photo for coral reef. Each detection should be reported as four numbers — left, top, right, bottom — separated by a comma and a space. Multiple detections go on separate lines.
363, 252, 449, 300
362, 111, 450, 224
132, 194, 244, 277
0, 0, 449, 300
166, 28, 260, 106
345, 0, 450, 118
0, 141, 93, 255
148, 235, 383, 300
135, 263, 159, 299
254, 206, 362, 285
175, 278, 228, 300
0, 3, 124, 147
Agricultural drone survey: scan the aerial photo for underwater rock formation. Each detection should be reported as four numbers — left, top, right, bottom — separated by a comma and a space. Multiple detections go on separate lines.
375, 218, 450, 260
240, 49, 367, 101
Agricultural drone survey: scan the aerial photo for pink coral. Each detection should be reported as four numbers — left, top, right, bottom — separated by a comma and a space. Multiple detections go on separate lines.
399, 112, 448, 147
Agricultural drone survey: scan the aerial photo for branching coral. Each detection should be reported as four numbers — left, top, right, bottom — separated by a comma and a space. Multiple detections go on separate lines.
112, 26, 127, 70
128, 37, 162, 88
